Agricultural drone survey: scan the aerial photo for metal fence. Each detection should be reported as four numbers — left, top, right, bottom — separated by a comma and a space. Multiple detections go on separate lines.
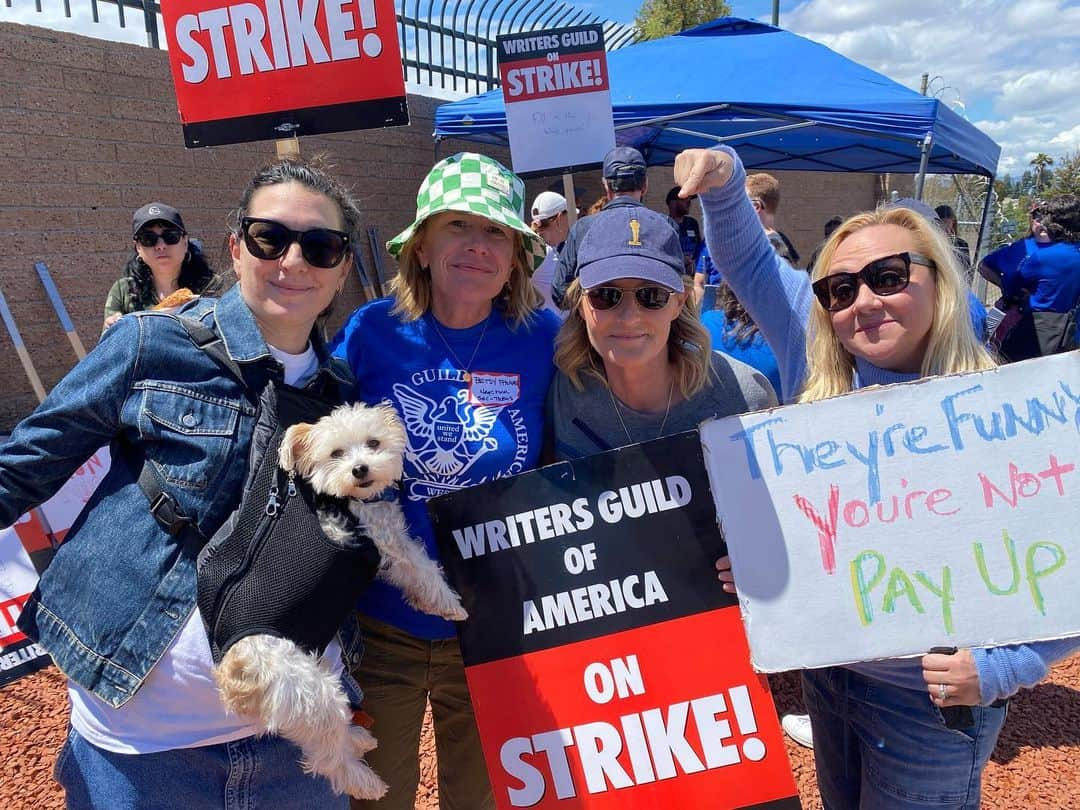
8, 0, 640, 93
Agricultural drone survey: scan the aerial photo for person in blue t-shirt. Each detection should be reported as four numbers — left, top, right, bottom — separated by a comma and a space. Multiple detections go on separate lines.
701, 282, 784, 399
979, 195, 1080, 313
979, 194, 1080, 358
330, 153, 559, 810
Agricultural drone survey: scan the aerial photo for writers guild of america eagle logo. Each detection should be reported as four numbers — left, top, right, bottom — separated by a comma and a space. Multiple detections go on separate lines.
392, 384, 503, 479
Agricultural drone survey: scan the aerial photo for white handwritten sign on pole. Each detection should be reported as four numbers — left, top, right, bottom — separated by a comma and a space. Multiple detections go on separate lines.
699, 352, 1080, 673
497, 25, 616, 175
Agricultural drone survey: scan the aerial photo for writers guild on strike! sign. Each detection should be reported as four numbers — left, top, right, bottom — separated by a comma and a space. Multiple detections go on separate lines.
430, 432, 801, 808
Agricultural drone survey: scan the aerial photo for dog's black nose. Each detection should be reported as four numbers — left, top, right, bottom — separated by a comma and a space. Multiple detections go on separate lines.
352, 465, 369, 480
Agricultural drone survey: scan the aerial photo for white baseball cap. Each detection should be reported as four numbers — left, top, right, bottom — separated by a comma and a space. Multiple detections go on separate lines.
531, 191, 567, 224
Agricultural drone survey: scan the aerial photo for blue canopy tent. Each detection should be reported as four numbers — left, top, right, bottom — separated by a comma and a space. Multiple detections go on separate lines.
434, 17, 1000, 242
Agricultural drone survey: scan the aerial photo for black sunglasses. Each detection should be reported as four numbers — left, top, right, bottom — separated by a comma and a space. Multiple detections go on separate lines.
811, 252, 936, 312
135, 228, 185, 247
586, 285, 673, 311
240, 217, 350, 269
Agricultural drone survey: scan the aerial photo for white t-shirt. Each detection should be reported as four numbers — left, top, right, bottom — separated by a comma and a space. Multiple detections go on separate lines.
69, 342, 345, 753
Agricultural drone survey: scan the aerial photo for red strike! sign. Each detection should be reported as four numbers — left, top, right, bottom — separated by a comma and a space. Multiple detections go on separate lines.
468, 610, 798, 808
499, 54, 609, 103
160, 0, 408, 146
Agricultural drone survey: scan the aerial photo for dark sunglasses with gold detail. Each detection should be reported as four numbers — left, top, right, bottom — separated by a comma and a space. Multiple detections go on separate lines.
812, 252, 936, 313
586, 285, 673, 311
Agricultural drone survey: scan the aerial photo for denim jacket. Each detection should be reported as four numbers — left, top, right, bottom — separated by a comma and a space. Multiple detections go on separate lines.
0, 285, 364, 708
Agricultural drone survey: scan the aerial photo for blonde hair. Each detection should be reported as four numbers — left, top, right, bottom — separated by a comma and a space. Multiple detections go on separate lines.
388, 220, 542, 327
800, 207, 996, 403
555, 278, 712, 398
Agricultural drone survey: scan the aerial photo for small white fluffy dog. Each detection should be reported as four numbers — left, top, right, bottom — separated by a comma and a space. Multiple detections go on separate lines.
213, 401, 467, 800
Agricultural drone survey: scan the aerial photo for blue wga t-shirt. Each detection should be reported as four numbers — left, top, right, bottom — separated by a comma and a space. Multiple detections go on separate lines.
330, 298, 559, 639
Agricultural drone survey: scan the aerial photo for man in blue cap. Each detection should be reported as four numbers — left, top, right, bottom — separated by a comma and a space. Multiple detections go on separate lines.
552, 145, 675, 308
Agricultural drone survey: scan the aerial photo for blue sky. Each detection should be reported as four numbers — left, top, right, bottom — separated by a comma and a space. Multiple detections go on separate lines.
575, 0, 1080, 177
4, 1, 1078, 177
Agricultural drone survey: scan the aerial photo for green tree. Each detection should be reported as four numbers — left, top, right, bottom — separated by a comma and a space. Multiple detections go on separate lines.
634, 0, 732, 40
1049, 151, 1080, 196
1030, 152, 1054, 191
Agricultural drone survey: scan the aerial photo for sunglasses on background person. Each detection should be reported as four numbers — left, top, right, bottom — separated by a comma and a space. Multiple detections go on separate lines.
134, 228, 185, 247
536, 212, 563, 229
240, 217, 351, 269
812, 251, 936, 313
585, 285, 673, 311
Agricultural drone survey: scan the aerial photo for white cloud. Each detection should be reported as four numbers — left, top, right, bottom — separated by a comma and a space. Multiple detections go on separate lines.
785, 0, 1080, 176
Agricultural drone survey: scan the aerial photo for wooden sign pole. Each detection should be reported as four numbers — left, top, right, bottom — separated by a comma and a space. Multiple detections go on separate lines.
34, 262, 87, 360
0, 288, 47, 402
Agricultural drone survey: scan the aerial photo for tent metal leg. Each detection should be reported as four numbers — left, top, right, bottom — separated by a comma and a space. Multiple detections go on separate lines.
972, 177, 996, 299
913, 133, 933, 200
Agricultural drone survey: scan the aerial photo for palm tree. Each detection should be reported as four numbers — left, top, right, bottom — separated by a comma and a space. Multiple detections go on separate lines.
1030, 153, 1055, 191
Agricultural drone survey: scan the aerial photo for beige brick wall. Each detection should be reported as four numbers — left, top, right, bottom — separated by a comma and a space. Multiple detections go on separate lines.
0, 22, 891, 431
0, 22, 511, 430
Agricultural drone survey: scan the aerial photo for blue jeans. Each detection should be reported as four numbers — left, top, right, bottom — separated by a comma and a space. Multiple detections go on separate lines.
54, 727, 348, 809
803, 667, 1006, 809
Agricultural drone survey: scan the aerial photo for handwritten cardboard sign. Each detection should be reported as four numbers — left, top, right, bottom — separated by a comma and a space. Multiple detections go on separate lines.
160, 0, 408, 147
700, 352, 1080, 672
0, 448, 111, 687
430, 432, 799, 809
497, 25, 616, 176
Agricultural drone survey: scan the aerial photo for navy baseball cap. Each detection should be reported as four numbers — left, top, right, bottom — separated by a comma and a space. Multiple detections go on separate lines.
602, 146, 647, 180
132, 202, 185, 236
577, 207, 684, 291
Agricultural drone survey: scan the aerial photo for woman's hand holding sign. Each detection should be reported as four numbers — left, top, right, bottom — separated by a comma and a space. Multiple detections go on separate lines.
923, 647, 981, 707
715, 555, 737, 594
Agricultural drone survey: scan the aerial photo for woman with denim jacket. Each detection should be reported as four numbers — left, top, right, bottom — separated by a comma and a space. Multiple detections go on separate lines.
0, 159, 362, 808
675, 145, 1080, 809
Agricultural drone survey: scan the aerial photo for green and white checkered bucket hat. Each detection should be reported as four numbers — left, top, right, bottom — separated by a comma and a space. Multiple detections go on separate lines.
387, 152, 548, 273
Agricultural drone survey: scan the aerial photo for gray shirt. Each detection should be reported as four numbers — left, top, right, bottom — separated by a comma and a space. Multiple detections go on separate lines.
547, 351, 777, 461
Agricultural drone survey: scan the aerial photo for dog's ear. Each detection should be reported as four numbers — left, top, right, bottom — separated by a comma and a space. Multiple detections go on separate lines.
374, 401, 397, 424
279, 423, 314, 475
375, 402, 405, 436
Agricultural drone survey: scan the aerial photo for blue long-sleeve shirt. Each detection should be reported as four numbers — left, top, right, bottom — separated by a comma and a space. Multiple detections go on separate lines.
699, 144, 1080, 703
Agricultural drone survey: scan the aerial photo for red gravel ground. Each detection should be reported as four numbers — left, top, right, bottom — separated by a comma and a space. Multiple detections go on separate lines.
3, 657, 1078, 808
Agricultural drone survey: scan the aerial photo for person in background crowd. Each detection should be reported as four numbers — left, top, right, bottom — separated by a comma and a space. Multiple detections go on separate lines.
677, 144, 1080, 810
667, 185, 703, 274
330, 152, 560, 810
746, 172, 800, 265
693, 242, 723, 308
935, 204, 972, 270
585, 194, 608, 216
805, 214, 844, 275
1, 160, 362, 808
552, 145, 655, 308
546, 203, 775, 462
701, 282, 783, 399
978, 194, 1080, 360
103, 202, 214, 333
529, 191, 570, 315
